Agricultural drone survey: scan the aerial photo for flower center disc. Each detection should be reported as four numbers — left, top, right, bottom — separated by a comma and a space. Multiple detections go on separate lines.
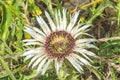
45, 31, 75, 58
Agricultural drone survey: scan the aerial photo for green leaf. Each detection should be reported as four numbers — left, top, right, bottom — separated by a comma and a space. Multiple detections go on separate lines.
87, 0, 112, 24
117, 0, 120, 27
0, 4, 12, 41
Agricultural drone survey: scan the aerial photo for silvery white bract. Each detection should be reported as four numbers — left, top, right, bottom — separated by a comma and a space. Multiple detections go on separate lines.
21, 9, 97, 75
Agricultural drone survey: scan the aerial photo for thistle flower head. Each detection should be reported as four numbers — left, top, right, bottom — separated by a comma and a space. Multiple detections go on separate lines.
22, 9, 97, 75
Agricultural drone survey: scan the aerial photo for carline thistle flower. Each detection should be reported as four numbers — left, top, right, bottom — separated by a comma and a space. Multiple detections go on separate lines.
22, 9, 97, 75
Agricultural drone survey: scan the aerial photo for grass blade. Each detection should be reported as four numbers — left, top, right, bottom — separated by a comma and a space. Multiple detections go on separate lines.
0, 56, 16, 80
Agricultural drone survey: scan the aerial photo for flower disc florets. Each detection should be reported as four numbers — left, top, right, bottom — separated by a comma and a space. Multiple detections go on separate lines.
45, 31, 75, 58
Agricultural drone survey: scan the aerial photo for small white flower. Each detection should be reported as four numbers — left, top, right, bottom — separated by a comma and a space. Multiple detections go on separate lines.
22, 9, 97, 75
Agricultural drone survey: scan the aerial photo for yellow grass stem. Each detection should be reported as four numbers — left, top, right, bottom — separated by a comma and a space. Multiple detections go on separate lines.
70, 0, 103, 13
